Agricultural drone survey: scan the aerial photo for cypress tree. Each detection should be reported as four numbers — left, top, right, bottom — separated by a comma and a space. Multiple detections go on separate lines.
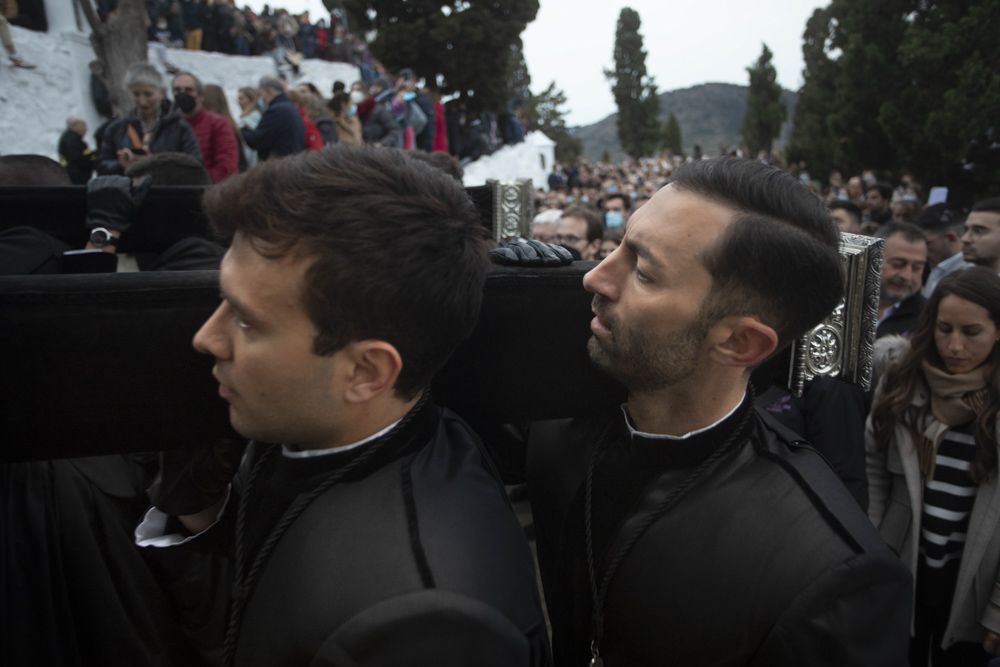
662, 112, 683, 154
605, 7, 661, 158
741, 44, 786, 157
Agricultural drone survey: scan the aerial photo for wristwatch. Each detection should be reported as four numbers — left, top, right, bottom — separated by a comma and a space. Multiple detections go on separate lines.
89, 226, 119, 248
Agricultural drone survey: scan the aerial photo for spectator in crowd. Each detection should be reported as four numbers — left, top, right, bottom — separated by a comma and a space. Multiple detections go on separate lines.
528, 157, 911, 665
96, 63, 202, 175
0, 12, 34, 68
962, 198, 1000, 273
892, 193, 920, 224
137, 146, 550, 664
530, 209, 561, 244
830, 200, 863, 234
555, 205, 603, 261
293, 88, 336, 146
58, 116, 97, 185
877, 222, 929, 339
181, 0, 206, 51
361, 79, 402, 148
602, 192, 630, 230
868, 267, 1000, 666
287, 88, 325, 150
866, 182, 894, 227
236, 86, 262, 167
595, 225, 624, 260
328, 91, 362, 146
89, 60, 113, 119
171, 71, 238, 183
918, 204, 973, 297
201, 83, 248, 172
241, 76, 304, 161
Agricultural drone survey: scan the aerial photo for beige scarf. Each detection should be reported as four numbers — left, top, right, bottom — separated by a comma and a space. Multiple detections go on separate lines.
920, 360, 991, 447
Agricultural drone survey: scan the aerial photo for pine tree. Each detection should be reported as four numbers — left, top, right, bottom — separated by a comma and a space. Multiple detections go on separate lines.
741, 44, 786, 157
662, 112, 683, 154
605, 8, 661, 158
342, 0, 539, 112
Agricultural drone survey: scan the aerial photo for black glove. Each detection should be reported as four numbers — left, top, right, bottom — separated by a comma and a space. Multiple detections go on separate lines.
148, 439, 245, 517
490, 239, 574, 267
85, 175, 153, 232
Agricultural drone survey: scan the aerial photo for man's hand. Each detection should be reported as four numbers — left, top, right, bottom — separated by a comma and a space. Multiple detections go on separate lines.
490, 239, 574, 267
116, 148, 143, 170
85, 175, 153, 233
148, 439, 245, 518
983, 632, 1000, 656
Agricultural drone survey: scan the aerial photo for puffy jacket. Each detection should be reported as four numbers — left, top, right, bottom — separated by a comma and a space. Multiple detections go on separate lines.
96, 109, 202, 175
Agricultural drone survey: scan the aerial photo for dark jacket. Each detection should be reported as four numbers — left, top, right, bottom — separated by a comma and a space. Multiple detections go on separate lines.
362, 103, 402, 148
241, 93, 305, 160
95, 109, 202, 175
58, 130, 96, 185
142, 403, 550, 666
527, 405, 912, 666
877, 291, 926, 339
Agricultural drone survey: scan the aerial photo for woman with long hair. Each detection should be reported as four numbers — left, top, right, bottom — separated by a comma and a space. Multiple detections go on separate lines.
867, 266, 1000, 666
201, 84, 247, 172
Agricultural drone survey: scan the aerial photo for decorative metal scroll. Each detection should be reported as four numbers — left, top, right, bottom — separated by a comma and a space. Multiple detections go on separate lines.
788, 233, 884, 396
487, 179, 533, 241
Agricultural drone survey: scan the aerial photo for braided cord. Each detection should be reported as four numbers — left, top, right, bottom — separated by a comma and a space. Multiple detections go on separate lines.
222, 394, 430, 666
585, 386, 755, 656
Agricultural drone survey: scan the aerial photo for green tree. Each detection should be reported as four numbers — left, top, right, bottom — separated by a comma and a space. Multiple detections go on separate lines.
786, 7, 838, 180
342, 0, 539, 112
879, 0, 1000, 192
662, 112, 683, 154
605, 7, 661, 158
522, 82, 582, 163
741, 44, 786, 157
825, 0, 909, 174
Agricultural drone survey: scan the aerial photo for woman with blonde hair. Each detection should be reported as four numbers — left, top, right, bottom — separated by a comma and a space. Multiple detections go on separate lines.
867, 266, 1000, 666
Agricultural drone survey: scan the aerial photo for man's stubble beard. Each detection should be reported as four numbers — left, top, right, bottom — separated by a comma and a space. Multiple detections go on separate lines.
587, 302, 710, 393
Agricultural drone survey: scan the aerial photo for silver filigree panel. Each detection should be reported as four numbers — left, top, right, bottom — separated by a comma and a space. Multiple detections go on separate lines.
488, 179, 533, 242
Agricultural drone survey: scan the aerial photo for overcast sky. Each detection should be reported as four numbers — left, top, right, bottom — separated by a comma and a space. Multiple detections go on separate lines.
242, 0, 824, 126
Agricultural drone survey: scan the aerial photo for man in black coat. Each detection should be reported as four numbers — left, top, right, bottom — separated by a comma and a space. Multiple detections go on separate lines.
137, 146, 549, 666
58, 116, 97, 184
241, 76, 304, 160
528, 158, 912, 666
876, 222, 929, 339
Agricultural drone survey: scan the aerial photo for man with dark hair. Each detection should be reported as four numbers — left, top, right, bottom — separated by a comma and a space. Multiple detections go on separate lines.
556, 205, 603, 260
829, 199, 863, 234
865, 181, 894, 226
136, 146, 549, 666
241, 76, 305, 160
962, 197, 1000, 272
171, 71, 238, 183
528, 157, 911, 666
876, 222, 928, 338
602, 192, 630, 230
917, 204, 972, 296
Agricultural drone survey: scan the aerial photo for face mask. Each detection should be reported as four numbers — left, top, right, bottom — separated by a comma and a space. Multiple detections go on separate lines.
629, 191, 638, 201
581, 196, 590, 204
257, 98, 266, 111
565, 196, 575, 204
606, 184, 620, 194
174, 92, 197, 114
403, 91, 416, 101
605, 211, 624, 229
350, 90, 365, 104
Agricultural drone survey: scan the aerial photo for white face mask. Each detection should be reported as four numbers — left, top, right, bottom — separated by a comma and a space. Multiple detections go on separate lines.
350, 90, 365, 104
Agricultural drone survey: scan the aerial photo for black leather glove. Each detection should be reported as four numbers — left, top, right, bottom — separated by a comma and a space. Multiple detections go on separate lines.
490, 239, 574, 267
85, 175, 153, 232
148, 439, 245, 517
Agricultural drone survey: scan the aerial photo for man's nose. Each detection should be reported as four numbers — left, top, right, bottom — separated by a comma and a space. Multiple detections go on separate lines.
193, 304, 231, 359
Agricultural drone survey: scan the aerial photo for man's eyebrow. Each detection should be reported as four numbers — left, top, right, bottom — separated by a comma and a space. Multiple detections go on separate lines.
625, 237, 666, 271
219, 289, 260, 322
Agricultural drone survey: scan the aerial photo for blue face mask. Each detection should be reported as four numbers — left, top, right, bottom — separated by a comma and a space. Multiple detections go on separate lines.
605, 211, 625, 228
629, 191, 638, 201
606, 184, 620, 194
403, 91, 416, 101
581, 196, 590, 204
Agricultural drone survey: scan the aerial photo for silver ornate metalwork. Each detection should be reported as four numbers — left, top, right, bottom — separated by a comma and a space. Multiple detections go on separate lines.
788, 233, 884, 396
487, 179, 533, 241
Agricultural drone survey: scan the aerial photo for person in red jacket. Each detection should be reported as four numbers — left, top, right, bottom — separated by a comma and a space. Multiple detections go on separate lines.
171, 72, 238, 183
289, 89, 324, 151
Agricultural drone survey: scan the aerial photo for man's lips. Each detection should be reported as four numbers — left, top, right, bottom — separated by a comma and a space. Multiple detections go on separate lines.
591, 311, 612, 336
213, 370, 234, 400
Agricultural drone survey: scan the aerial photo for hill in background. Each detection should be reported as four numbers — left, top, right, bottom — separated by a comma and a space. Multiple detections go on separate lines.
572, 82, 798, 161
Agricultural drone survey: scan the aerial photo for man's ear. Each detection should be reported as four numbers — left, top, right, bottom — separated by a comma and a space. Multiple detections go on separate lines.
340, 340, 403, 404
706, 316, 779, 369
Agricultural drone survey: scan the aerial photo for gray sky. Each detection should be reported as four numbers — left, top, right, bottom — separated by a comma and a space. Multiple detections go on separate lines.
243, 0, 824, 126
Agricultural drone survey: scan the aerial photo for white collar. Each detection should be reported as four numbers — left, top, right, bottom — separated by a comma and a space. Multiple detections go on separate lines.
620, 391, 746, 440
281, 418, 403, 459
